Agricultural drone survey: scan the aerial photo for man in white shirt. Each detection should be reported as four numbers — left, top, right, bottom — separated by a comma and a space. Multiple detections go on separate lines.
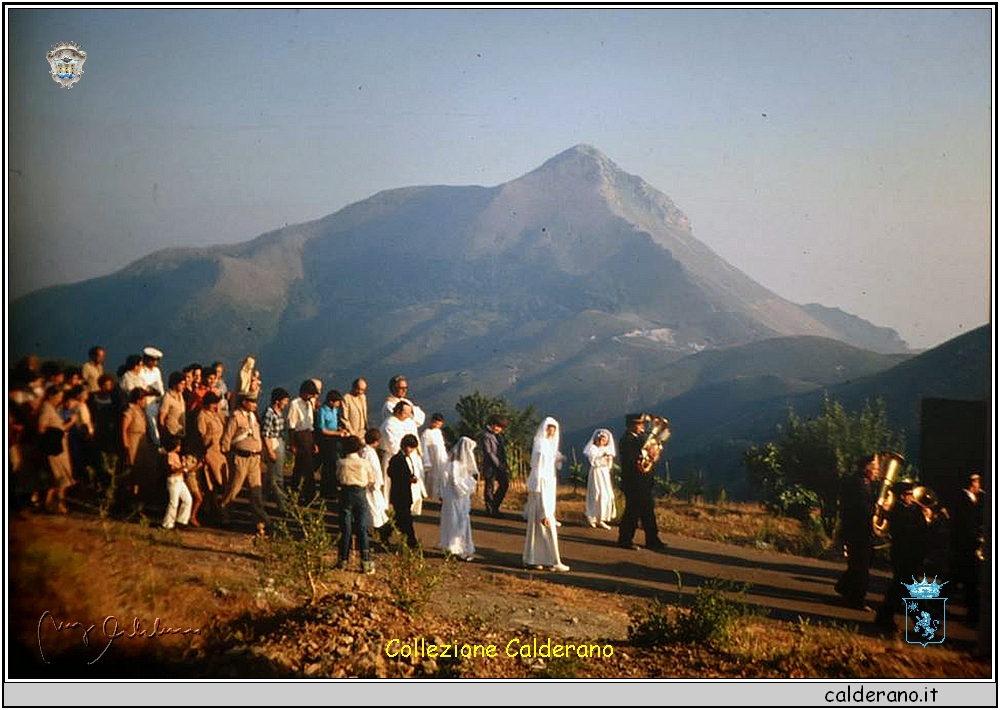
139, 346, 165, 448
287, 379, 320, 502
381, 374, 425, 427
139, 347, 165, 396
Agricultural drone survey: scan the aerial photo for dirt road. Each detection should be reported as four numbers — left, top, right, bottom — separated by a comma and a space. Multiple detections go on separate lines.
411, 501, 978, 644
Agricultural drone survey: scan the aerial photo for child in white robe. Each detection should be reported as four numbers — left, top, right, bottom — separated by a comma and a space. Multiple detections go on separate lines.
523, 417, 569, 572
440, 437, 478, 561
583, 428, 617, 529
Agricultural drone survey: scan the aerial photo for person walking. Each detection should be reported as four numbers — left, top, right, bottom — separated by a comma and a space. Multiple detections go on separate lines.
834, 453, 881, 610
617, 414, 666, 551
523, 417, 570, 573
583, 428, 617, 529
479, 414, 509, 517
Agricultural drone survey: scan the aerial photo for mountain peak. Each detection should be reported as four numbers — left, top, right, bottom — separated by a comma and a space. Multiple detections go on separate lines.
535, 143, 619, 180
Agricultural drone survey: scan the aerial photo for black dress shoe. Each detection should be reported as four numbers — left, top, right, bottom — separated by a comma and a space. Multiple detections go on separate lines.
646, 542, 667, 552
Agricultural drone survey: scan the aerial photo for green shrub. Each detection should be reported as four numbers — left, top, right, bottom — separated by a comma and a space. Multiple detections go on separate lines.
628, 579, 749, 649
384, 539, 447, 614
258, 487, 334, 602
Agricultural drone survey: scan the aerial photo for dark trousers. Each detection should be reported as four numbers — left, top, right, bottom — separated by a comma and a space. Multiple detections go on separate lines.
952, 555, 981, 622
618, 483, 662, 547
319, 434, 340, 500
392, 501, 418, 548
877, 552, 925, 623
483, 468, 508, 514
339, 485, 371, 563
836, 539, 874, 606
290, 430, 317, 503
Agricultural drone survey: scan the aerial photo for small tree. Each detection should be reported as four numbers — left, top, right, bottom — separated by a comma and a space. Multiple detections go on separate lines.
454, 391, 539, 481
744, 395, 904, 534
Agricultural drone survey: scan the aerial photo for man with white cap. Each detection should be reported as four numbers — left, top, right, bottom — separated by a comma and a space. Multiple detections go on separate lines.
139, 347, 165, 396
139, 346, 165, 448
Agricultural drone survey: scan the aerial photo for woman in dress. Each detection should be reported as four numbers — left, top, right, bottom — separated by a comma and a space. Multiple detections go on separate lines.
583, 428, 617, 529
38, 385, 77, 513
439, 436, 478, 561
121, 386, 157, 510
522, 416, 570, 572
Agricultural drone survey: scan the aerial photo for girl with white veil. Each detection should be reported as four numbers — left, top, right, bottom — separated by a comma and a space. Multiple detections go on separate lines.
523, 416, 570, 572
583, 428, 617, 529
439, 436, 478, 561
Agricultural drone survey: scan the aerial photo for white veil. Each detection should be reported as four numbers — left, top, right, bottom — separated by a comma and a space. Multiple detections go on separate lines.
532, 416, 561, 458
450, 436, 479, 474
582, 428, 616, 461
449, 436, 478, 496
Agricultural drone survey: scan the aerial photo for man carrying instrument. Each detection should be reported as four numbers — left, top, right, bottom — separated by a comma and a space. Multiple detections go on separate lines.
617, 413, 666, 551
874, 478, 930, 630
835, 453, 881, 610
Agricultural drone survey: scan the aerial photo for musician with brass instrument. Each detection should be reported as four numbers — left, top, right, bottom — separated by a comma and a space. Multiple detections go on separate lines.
874, 477, 930, 630
951, 471, 985, 624
834, 453, 881, 610
616, 413, 667, 552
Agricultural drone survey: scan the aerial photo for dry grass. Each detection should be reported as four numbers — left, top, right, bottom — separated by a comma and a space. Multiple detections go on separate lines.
8, 505, 988, 679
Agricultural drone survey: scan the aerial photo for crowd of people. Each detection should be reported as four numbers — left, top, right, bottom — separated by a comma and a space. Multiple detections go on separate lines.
835, 453, 986, 630
12, 344, 982, 623
8, 346, 668, 577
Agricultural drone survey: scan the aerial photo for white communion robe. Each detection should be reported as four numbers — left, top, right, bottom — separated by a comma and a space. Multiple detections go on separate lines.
378, 414, 419, 500
439, 439, 478, 559
361, 445, 389, 528
421, 427, 448, 500
407, 450, 428, 516
523, 419, 564, 568
381, 396, 426, 427
584, 430, 617, 525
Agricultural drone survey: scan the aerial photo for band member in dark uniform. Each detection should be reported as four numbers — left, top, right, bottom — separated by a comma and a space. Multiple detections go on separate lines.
617, 413, 666, 551
951, 471, 985, 624
875, 479, 930, 629
834, 453, 880, 610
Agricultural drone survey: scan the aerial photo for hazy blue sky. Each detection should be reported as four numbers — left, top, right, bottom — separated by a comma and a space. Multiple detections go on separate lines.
7, 7, 993, 348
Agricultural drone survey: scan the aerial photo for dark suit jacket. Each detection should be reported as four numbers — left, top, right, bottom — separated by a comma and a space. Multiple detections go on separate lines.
839, 473, 877, 545
618, 430, 647, 491
479, 428, 507, 475
388, 450, 414, 510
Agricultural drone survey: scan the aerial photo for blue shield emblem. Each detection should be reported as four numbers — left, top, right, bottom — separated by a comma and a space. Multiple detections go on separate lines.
901, 575, 948, 647
46, 42, 87, 88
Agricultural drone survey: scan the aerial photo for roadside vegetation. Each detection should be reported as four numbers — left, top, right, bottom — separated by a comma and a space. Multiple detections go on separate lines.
9, 489, 987, 679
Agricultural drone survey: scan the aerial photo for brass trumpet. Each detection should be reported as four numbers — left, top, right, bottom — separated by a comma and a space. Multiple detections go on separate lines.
638, 414, 672, 474
872, 451, 905, 537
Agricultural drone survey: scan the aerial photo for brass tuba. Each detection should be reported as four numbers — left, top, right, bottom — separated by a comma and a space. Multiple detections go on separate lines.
871, 451, 905, 537
638, 414, 672, 474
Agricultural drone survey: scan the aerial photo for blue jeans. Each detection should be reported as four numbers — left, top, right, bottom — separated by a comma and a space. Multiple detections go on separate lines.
339, 485, 371, 563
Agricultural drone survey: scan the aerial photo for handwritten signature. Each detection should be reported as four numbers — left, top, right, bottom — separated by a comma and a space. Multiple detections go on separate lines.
37, 611, 201, 665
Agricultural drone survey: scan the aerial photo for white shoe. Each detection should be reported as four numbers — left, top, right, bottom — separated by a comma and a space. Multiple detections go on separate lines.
597, 521, 612, 530
588, 520, 597, 528
550, 563, 570, 573
555, 520, 563, 527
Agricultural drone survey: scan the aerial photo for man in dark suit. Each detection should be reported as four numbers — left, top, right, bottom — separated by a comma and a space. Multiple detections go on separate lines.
387, 434, 421, 548
874, 479, 930, 629
951, 471, 985, 623
835, 453, 881, 610
617, 414, 666, 551
479, 414, 509, 516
